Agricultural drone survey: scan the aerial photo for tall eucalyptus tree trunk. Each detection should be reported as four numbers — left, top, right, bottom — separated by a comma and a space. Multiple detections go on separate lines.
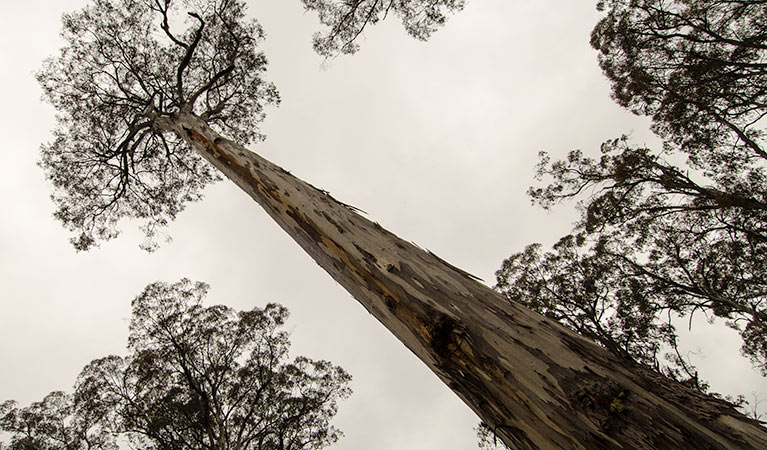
161, 112, 767, 450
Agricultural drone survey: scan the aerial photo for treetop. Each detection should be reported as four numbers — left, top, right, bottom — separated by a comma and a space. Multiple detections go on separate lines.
38, 0, 278, 251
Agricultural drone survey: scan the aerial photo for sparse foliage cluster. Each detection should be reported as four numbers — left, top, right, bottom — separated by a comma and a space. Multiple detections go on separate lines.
301, 0, 465, 56
525, 139, 767, 375
38, 0, 278, 251
474, 422, 510, 450
0, 391, 116, 450
496, 232, 689, 383
1, 280, 351, 450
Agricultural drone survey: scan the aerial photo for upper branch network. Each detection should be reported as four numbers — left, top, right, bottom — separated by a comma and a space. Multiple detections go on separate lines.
37, 0, 279, 251
302, 0, 465, 56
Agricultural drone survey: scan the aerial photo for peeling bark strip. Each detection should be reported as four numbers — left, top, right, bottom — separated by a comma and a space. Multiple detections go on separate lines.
170, 112, 767, 449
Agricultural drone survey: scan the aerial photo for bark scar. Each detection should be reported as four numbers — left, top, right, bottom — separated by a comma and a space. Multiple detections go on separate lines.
185, 126, 221, 157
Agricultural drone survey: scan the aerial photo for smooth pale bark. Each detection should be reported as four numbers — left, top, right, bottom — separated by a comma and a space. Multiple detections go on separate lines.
160, 112, 767, 449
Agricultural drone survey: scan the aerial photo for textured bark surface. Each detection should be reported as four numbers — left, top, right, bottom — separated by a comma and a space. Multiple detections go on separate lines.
166, 112, 767, 449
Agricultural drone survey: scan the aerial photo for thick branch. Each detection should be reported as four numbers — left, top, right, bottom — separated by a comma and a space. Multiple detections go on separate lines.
155, 0, 189, 49
176, 12, 205, 105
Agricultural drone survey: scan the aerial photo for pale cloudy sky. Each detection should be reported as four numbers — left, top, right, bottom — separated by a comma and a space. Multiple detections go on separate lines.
0, 1, 763, 449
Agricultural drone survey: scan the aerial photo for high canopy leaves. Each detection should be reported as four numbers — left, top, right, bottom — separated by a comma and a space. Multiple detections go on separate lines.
38, 0, 278, 251
592, 0, 767, 167
2, 280, 351, 450
496, 0, 767, 400
495, 235, 685, 379
301, 0, 465, 56
38, 0, 463, 250
0, 391, 116, 450
508, 138, 767, 380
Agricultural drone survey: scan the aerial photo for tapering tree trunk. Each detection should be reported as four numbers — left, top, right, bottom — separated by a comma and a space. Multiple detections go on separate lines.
165, 112, 767, 450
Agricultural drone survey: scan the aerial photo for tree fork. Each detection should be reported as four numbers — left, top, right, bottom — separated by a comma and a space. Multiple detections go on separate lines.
163, 112, 767, 450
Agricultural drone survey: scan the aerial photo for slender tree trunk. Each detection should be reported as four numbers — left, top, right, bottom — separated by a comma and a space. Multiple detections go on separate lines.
164, 112, 767, 450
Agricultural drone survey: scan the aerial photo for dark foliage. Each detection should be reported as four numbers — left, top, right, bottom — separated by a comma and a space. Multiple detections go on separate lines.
475, 421, 511, 450
301, 0, 465, 57
522, 134, 767, 380
496, 0, 767, 401
592, 0, 767, 166
1, 280, 351, 450
77, 279, 351, 450
0, 391, 116, 450
496, 235, 686, 377
38, 0, 278, 250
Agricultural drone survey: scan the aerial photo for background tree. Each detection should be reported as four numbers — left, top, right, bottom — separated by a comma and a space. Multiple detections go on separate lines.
520, 139, 767, 374
487, 4, 766, 444
0, 391, 117, 450
300, 0, 465, 57
592, 0, 767, 165
496, 0, 767, 407
38, 0, 278, 251
38, 0, 767, 448
495, 234, 694, 382
2, 280, 351, 450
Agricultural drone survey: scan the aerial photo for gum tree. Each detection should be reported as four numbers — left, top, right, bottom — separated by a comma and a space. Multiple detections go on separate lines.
300, 0, 465, 56
0, 391, 116, 450
1, 280, 350, 450
592, 0, 767, 164
76, 280, 351, 450
38, 0, 767, 448
39, 0, 278, 251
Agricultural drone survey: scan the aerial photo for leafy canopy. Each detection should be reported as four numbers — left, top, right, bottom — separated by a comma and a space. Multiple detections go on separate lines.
502, 136, 767, 386
301, 0, 465, 57
39, 0, 464, 250
38, 0, 278, 251
77, 279, 352, 450
1, 280, 351, 450
0, 391, 116, 450
497, 0, 767, 399
592, 0, 767, 166
496, 234, 684, 381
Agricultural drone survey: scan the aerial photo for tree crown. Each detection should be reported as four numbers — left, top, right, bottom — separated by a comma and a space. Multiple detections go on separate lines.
301, 0, 465, 57
38, 0, 278, 251
496, 0, 767, 411
592, 0, 767, 166
2, 280, 351, 450
0, 391, 117, 450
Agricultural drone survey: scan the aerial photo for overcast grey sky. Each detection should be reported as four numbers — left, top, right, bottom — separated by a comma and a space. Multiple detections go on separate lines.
0, 0, 763, 449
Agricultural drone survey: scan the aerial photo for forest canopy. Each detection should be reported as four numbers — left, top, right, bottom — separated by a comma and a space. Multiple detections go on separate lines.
0, 280, 351, 450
